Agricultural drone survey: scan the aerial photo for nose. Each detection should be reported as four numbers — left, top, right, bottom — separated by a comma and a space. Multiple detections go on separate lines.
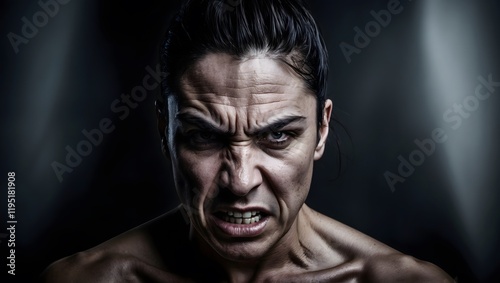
219, 145, 262, 196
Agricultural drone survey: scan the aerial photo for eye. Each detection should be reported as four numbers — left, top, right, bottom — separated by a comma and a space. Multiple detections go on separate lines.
259, 131, 292, 149
194, 131, 216, 141
268, 131, 287, 142
185, 131, 221, 150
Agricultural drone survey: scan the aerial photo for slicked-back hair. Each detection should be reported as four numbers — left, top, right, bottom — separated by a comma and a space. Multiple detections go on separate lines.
160, 0, 329, 126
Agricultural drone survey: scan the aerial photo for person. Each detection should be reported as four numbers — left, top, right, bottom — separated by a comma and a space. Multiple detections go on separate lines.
42, 0, 454, 282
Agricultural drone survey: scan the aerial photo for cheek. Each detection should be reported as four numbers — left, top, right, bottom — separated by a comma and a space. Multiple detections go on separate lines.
174, 148, 220, 208
267, 150, 314, 208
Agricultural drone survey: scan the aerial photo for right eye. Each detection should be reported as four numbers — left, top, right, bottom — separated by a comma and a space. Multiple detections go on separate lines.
185, 131, 221, 150
192, 131, 217, 142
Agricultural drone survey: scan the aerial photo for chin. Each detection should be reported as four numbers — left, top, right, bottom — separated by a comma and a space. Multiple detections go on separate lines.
211, 240, 273, 263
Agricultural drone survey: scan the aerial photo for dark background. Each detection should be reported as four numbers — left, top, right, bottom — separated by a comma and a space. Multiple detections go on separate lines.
1, 0, 499, 282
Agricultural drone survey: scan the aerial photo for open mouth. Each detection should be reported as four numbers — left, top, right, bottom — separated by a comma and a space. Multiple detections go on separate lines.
211, 209, 270, 237
215, 210, 265, 225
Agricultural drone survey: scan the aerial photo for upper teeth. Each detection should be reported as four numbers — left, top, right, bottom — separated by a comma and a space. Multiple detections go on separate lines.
226, 210, 259, 218
223, 210, 262, 224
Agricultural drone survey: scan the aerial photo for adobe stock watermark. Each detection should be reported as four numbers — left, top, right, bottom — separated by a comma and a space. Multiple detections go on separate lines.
6, 172, 17, 276
6, 0, 72, 54
51, 64, 167, 183
384, 74, 500, 192
339, 0, 415, 64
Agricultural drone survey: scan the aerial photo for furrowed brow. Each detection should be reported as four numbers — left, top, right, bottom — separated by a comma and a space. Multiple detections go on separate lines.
176, 113, 306, 136
176, 113, 227, 135
252, 116, 306, 136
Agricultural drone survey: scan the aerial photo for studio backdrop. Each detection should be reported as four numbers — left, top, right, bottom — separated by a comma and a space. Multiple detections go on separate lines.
0, 0, 499, 282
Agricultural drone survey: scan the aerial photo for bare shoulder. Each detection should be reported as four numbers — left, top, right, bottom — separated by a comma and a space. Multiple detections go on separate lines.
41, 249, 142, 283
362, 253, 455, 282
40, 206, 193, 283
294, 205, 454, 282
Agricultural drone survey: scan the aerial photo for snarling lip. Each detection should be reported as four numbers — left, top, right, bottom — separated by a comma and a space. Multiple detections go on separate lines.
214, 208, 270, 225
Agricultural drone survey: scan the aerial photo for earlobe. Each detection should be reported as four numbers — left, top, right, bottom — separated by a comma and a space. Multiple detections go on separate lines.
314, 99, 333, 160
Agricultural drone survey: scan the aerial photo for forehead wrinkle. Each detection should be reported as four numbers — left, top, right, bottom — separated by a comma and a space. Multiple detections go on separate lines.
181, 76, 299, 102
180, 90, 299, 109
225, 72, 304, 99
181, 54, 307, 99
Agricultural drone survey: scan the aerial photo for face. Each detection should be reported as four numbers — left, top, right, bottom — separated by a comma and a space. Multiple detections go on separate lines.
164, 53, 332, 262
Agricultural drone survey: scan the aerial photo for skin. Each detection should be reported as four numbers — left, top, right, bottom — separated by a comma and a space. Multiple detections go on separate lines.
41, 53, 454, 283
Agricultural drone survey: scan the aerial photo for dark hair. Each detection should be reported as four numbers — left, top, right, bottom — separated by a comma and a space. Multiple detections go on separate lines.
160, 0, 329, 125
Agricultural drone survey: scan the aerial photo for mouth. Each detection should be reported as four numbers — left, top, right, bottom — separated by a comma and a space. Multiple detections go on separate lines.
211, 208, 270, 237
215, 210, 265, 225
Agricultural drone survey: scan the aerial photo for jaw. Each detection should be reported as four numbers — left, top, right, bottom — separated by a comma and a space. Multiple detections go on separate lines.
192, 206, 308, 268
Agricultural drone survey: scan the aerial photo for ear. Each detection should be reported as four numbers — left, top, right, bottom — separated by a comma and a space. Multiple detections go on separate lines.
155, 99, 170, 158
314, 99, 333, 160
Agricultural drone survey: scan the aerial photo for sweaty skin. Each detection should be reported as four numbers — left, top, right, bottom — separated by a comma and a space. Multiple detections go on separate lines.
42, 54, 454, 283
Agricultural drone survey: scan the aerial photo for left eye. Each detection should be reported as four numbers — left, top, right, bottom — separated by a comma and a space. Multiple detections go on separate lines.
268, 131, 287, 142
259, 131, 292, 149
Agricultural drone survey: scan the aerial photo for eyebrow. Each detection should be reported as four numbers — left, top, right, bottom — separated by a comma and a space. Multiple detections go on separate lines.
176, 113, 228, 135
251, 116, 306, 136
175, 112, 306, 136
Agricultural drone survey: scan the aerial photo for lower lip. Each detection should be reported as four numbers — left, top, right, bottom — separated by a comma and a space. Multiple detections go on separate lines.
211, 214, 269, 238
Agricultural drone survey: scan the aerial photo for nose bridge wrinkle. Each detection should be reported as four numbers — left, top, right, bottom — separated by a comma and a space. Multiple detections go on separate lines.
221, 143, 260, 195
228, 143, 253, 174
